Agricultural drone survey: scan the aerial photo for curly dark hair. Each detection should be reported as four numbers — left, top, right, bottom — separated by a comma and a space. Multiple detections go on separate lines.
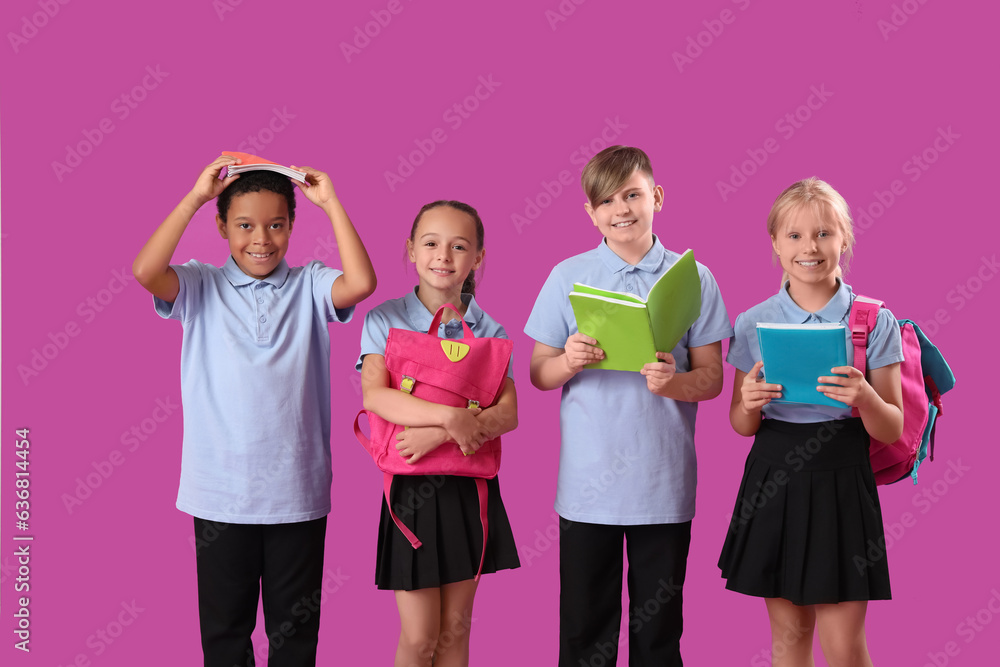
217, 170, 296, 222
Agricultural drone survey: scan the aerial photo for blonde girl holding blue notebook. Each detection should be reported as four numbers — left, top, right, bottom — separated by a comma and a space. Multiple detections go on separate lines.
719, 178, 904, 667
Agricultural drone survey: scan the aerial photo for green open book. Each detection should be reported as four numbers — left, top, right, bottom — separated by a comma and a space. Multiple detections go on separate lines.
569, 249, 702, 372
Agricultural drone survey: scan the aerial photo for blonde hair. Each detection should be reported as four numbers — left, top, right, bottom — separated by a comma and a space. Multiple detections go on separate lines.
767, 177, 855, 286
581, 145, 654, 206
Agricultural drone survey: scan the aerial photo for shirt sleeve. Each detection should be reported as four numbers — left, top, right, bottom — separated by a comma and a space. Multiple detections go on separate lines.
687, 263, 734, 348
523, 265, 573, 348
486, 322, 515, 380
866, 306, 905, 370
308, 261, 353, 324
356, 306, 391, 371
153, 260, 205, 322
725, 311, 758, 374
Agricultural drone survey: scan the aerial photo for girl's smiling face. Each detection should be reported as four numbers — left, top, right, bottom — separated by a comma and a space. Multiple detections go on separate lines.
771, 204, 847, 290
407, 205, 484, 296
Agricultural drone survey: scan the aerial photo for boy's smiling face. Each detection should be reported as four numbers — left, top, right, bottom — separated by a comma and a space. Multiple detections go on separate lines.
217, 190, 293, 279
584, 169, 663, 261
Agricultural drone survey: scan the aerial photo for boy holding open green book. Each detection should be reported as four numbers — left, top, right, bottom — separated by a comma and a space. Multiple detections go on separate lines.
524, 145, 732, 666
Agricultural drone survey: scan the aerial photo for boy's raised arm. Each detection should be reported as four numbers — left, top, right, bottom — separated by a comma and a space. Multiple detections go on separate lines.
291, 166, 377, 309
133, 155, 239, 303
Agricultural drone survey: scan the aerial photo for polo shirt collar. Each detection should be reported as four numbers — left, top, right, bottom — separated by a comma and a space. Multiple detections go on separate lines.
776, 278, 853, 323
404, 287, 481, 333
597, 235, 666, 274
222, 256, 290, 288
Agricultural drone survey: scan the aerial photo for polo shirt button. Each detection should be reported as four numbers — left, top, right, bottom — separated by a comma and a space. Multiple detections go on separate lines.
257, 297, 264, 304
259, 316, 266, 323
626, 284, 634, 291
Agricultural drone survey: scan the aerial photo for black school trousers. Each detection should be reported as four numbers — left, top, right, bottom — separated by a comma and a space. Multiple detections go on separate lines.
193, 516, 327, 667
559, 518, 692, 667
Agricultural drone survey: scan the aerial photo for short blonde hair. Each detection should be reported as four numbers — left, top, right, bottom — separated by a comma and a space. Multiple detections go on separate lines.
767, 177, 855, 273
581, 145, 654, 206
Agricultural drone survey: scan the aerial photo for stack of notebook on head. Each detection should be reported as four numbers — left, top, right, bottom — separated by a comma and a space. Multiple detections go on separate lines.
222, 151, 306, 183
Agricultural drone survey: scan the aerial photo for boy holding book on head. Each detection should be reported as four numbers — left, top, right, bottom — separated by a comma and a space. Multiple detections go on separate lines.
133, 154, 376, 666
524, 145, 733, 666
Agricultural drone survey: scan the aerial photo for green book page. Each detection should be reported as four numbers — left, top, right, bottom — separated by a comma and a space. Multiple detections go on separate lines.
645, 249, 702, 352
568, 294, 657, 371
571, 283, 645, 304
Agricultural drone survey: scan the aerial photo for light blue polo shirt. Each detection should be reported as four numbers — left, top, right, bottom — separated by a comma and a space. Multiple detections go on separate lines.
154, 257, 352, 524
727, 280, 904, 423
357, 288, 513, 379
523, 237, 734, 525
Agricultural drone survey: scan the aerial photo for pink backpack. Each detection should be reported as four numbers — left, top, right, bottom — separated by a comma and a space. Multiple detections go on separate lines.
354, 303, 513, 579
849, 295, 954, 485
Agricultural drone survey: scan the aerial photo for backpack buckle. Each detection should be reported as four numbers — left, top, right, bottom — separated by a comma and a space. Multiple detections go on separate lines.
400, 376, 415, 394
851, 327, 868, 346
467, 400, 480, 409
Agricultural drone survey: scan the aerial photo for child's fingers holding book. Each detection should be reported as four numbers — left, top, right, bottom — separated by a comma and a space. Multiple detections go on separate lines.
817, 365, 873, 408
290, 165, 338, 207
564, 332, 605, 373
190, 155, 240, 204
653, 351, 676, 367
740, 361, 782, 412
641, 352, 677, 395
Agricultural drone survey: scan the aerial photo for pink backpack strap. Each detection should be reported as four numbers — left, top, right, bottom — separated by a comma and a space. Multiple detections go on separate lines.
473, 478, 490, 581
383, 473, 491, 582
354, 411, 371, 450
384, 473, 422, 549
848, 295, 884, 417
428, 302, 476, 338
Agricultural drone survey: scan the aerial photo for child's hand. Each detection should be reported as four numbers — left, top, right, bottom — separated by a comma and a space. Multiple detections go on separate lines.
395, 427, 448, 465
189, 155, 240, 205
290, 165, 339, 210
641, 352, 676, 395
740, 360, 782, 414
564, 333, 604, 373
818, 366, 874, 409
442, 406, 488, 451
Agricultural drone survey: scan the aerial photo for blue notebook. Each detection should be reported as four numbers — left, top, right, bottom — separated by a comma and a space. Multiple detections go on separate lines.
756, 323, 849, 408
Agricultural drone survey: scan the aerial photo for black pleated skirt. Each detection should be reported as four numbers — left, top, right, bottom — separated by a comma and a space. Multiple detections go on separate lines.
376, 474, 520, 591
718, 418, 891, 605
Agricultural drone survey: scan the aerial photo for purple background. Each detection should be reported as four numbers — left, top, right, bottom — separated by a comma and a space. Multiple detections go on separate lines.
2, 1, 997, 665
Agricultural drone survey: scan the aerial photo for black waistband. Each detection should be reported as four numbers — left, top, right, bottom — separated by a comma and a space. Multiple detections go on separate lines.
750, 418, 870, 471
